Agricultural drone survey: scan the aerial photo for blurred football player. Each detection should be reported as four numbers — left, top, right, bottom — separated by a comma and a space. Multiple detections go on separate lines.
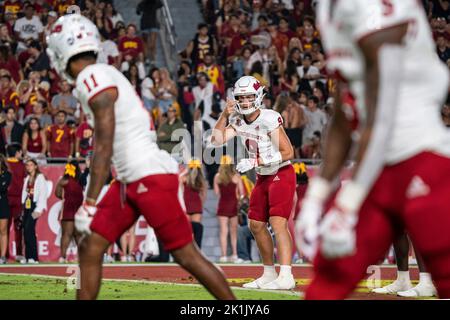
296, 0, 450, 299
211, 76, 296, 290
47, 14, 235, 300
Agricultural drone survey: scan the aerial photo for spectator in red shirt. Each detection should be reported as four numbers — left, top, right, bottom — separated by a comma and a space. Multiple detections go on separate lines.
75, 118, 94, 159
220, 13, 240, 54
0, 74, 19, 112
118, 24, 144, 66
22, 116, 47, 162
227, 23, 251, 62
297, 16, 319, 53
46, 110, 74, 160
2, 0, 23, 20
0, 45, 22, 83
278, 16, 296, 40
6, 143, 26, 261
18, 73, 48, 118
2, 12, 16, 41
268, 20, 289, 61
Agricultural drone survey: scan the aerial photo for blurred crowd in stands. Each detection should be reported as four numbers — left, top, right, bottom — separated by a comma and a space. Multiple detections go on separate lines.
1, 0, 449, 164
0, 0, 449, 264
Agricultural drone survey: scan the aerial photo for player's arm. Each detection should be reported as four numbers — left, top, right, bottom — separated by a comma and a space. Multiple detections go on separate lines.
341, 23, 409, 213
315, 23, 410, 259
210, 98, 237, 146
318, 80, 353, 182
85, 88, 118, 205
263, 125, 294, 165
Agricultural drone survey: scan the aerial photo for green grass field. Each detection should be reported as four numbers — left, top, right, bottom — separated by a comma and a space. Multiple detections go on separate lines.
0, 274, 300, 300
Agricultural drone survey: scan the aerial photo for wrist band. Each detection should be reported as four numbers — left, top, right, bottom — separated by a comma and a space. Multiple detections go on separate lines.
85, 197, 97, 205
335, 181, 367, 214
306, 177, 332, 202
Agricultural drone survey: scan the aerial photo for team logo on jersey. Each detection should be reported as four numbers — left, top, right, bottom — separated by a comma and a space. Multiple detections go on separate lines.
137, 183, 148, 194
406, 176, 430, 199
236, 118, 242, 127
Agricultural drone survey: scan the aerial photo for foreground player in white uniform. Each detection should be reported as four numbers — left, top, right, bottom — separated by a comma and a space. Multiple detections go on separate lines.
295, 0, 450, 299
212, 76, 297, 290
47, 14, 235, 300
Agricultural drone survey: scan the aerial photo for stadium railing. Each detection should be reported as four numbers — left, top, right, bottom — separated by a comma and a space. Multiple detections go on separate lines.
159, 0, 179, 75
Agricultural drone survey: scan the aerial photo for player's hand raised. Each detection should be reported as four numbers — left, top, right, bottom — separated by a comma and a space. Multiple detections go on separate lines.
222, 98, 237, 117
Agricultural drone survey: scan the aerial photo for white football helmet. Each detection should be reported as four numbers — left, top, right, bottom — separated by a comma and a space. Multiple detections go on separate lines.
46, 14, 101, 84
233, 76, 265, 115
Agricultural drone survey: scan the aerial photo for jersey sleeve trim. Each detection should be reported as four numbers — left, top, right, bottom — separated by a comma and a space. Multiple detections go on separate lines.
355, 19, 413, 45
87, 86, 118, 106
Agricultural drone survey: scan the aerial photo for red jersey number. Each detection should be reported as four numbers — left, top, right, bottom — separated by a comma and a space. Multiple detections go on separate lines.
83, 74, 99, 93
245, 138, 260, 159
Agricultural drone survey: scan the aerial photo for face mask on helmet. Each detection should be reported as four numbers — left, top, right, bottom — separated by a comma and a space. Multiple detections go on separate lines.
233, 76, 266, 115
235, 94, 257, 115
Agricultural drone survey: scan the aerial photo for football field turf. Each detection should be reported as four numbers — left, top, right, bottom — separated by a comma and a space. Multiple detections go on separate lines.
0, 263, 430, 300
0, 274, 299, 300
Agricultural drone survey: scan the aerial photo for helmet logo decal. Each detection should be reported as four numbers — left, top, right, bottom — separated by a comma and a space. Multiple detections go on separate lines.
253, 81, 261, 91
51, 24, 63, 34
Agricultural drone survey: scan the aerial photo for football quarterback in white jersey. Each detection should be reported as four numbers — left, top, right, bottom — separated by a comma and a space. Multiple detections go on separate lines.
46, 14, 235, 300
212, 75, 297, 290
295, 0, 450, 299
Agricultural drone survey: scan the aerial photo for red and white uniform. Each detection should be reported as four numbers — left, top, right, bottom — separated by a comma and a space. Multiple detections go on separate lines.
318, 0, 450, 163
74, 64, 179, 182
229, 109, 296, 222
74, 64, 192, 250
305, 0, 450, 299
229, 109, 290, 175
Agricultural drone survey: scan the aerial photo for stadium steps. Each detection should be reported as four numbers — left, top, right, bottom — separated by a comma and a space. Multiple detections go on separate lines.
166, 0, 204, 53
114, 0, 166, 70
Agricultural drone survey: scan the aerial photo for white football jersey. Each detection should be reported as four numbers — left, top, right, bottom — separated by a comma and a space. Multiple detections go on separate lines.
318, 0, 450, 164
229, 109, 290, 175
74, 64, 179, 183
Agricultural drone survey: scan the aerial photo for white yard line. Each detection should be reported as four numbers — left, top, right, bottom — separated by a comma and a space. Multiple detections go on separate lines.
0, 272, 302, 297
0, 262, 401, 269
